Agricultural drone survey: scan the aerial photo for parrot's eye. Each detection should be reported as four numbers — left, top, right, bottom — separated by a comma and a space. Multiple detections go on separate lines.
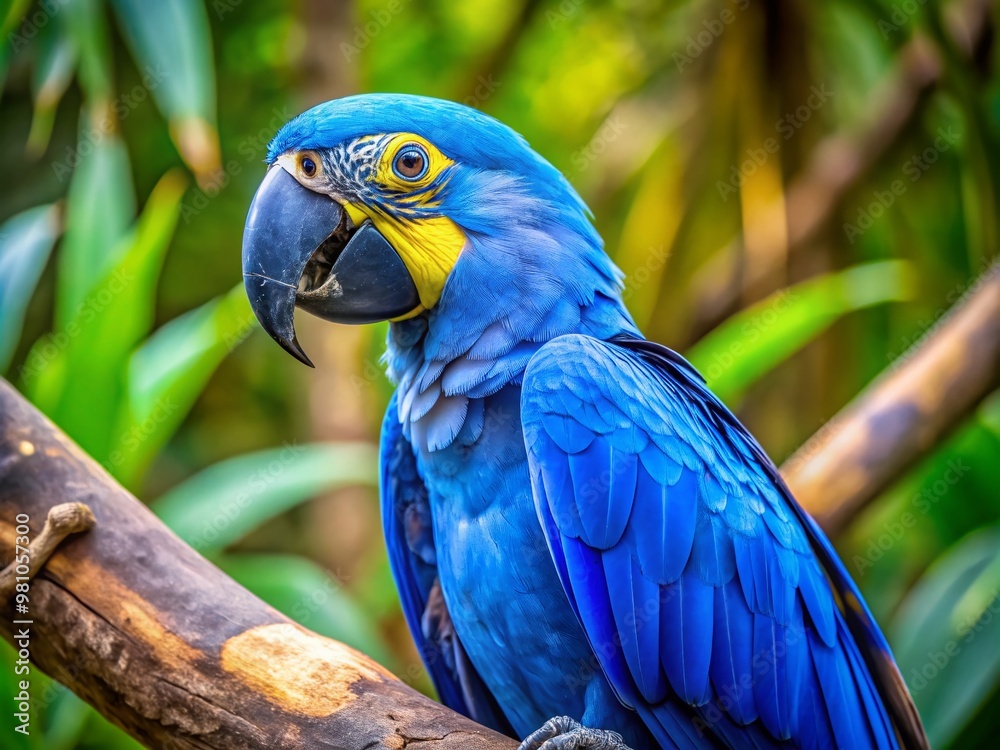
300, 155, 317, 177
393, 144, 428, 181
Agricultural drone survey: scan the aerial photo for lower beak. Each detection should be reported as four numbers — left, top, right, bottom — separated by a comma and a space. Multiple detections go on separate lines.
241, 166, 420, 366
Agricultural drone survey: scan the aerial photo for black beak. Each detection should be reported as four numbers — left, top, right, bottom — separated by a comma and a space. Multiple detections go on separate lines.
241, 166, 420, 366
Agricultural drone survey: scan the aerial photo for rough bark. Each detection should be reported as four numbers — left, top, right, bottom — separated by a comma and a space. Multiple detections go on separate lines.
0, 260, 996, 746
0, 379, 516, 750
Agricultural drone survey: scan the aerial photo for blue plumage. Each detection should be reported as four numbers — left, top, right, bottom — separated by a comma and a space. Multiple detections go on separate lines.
270, 94, 926, 749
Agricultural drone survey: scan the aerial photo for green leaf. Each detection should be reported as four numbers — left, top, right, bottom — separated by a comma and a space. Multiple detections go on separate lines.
217, 553, 391, 665
980, 391, 1000, 440
78, 704, 146, 749
890, 526, 1000, 748
55, 128, 135, 328
0, 641, 46, 750
27, 18, 77, 155
63, 0, 114, 103
0, 204, 60, 373
110, 0, 219, 175
41, 690, 91, 750
110, 284, 254, 488
686, 261, 915, 403
153, 442, 379, 553
29, 171, 186, 460
1, 0, 32, 39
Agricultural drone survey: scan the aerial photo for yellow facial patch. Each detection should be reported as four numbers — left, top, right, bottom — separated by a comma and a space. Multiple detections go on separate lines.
374, 213, 465, 315
346, 133, 467, 313
374, 133, 451, 192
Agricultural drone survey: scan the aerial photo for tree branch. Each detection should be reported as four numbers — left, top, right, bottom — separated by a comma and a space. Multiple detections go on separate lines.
782, 261, 1000, 534
0, 502, 95, 599
0, 380, 516, 750
0, 258, 995, 745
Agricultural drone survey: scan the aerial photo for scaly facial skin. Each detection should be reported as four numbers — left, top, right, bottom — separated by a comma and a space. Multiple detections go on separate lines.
275, 132, 467, 316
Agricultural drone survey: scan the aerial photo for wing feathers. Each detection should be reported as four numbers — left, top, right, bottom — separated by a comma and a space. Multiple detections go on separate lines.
630, 461, 697, 583
662, 569, 714, 706
603, 545, 669, 703
710, 580, 758, 725
522, 334, 915, 749
568, 440, 637, 548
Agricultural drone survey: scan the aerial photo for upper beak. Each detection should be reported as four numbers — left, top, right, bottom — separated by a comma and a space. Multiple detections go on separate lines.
241, 166, 420, 366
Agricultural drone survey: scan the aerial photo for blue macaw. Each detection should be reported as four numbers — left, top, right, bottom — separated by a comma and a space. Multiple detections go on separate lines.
241, 94, 928, 750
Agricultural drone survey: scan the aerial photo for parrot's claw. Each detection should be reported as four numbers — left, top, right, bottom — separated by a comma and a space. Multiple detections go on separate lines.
518, 716, 634, 750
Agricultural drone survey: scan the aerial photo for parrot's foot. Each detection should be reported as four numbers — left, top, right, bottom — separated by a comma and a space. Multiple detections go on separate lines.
518, 716, 634, 750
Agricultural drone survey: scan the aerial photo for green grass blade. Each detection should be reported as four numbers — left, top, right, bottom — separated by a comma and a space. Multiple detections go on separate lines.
0, 204, 60, 373
63, 0, 113, 102
55, 128, 135, 328
1, 0, 32, 38
890, 526, 1000, 748
37, 171, 186, 460
110, 284, 254, 487
109, 0, 219, 176
686, 261, 915, 403
27, 19, 77, 155
153, 442, 378, 553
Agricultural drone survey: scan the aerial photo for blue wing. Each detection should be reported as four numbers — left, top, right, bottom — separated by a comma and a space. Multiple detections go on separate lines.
380, 393, 514, 734
521, 334, 927, 749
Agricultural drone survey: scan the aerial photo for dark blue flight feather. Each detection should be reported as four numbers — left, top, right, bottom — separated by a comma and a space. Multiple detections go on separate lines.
520, 333, 926, 749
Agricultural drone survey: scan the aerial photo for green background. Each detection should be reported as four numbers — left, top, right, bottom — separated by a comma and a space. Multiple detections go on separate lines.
0, 0, 998, 747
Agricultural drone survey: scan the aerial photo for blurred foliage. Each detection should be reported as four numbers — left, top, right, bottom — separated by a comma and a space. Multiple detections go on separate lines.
0, 0, 997, 747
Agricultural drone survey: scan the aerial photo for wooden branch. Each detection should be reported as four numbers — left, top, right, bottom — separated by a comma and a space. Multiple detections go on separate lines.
782, 261, 1000, 534
0, 502, 95, 599
0, 272, 992, 746
0, 380, 516, 750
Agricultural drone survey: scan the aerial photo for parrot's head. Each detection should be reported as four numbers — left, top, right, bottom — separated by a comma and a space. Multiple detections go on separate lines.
243, 93, 629, 367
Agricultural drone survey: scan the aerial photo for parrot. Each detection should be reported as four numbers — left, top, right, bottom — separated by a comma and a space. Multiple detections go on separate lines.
241, 94, 928, 750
